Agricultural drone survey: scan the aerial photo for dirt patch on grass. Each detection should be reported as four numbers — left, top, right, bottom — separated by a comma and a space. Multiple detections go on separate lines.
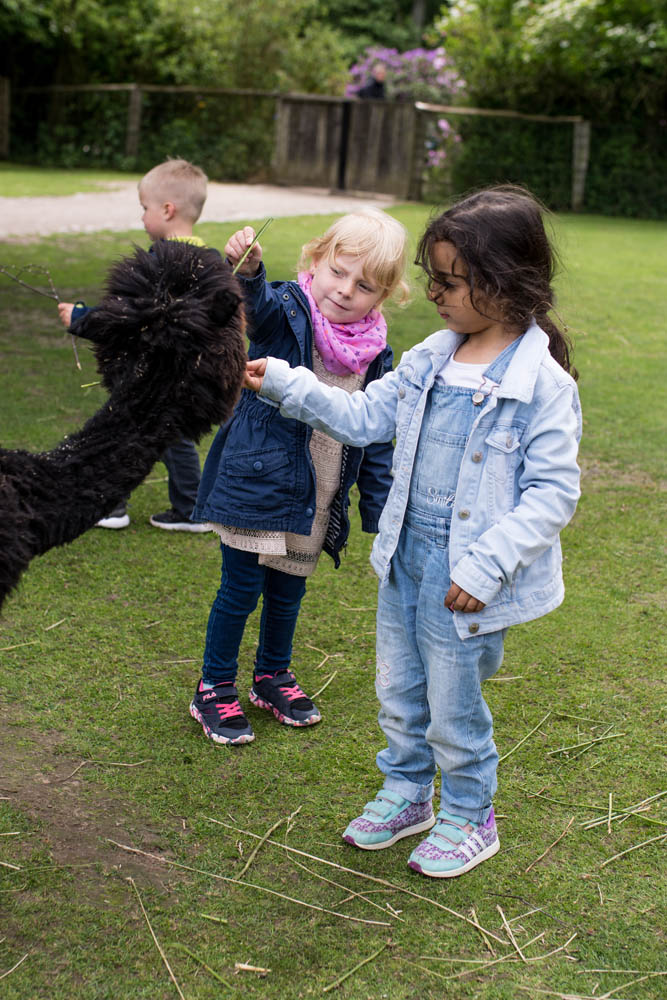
579, 456, 663, 490
0, 706, 178, 889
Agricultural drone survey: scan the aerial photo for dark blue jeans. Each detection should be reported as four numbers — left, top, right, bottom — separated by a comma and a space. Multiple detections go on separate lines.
163, 438, 201, 518
202, 544, 307, 685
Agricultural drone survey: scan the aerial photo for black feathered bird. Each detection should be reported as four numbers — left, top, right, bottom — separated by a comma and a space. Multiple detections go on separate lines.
0, 239, 247, 609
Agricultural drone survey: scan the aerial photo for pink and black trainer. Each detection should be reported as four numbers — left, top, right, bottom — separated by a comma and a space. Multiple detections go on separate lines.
189, 680, 255, 745
249, 670, 321, 727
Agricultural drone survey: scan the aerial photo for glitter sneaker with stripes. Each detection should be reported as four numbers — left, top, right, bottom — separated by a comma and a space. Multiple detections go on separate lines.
343, 789, 435, 850
189, 680, 254, 745
249, 670, 321, 727
408, 807, 499, 877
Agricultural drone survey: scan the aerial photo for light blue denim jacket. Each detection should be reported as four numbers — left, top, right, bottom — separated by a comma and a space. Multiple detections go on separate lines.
260, 322, 582, 640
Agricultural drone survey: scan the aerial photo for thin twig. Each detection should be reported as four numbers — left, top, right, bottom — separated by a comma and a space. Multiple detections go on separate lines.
231, 218, 273, 274
127, 877, 185, 1000
237, 808, 300, 879
497, 904, 528, 963
311, 671, 338, 699
44, 618, 67, 631
109, 841, 391, 926
0, 953, 29, 982
235, 962, 270, 974
172, 943, 233, 988
0, 860, 22, 870
202, 818, 507, 944
0, 641, 38, 652
608, 793, 613, 835
470, 904, 495, 955
498, 710, 552, 763
547, 733, 625, 757
525, 816, 575, 873
199, 913, 228, 924
287, 852, 403, 921
599, 832, 667, 869
322, 941, 389, 993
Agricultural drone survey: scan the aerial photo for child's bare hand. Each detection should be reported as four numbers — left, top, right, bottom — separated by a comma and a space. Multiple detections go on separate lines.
58, 302, 74, 328
445, 583, 486, 614
244, 358, 267, 392
225, 226, 262, 275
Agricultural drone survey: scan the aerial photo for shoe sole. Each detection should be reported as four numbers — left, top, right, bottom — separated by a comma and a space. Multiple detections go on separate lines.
408, 837, 500, 877
343, 814, 435, 851
150, 519, 211, 532
189, 702, 255, 745
95, 516, 130, 529
248, 689, 321, 727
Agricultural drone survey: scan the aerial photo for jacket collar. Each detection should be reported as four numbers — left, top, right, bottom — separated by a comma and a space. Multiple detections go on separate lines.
422, 322, 549, 404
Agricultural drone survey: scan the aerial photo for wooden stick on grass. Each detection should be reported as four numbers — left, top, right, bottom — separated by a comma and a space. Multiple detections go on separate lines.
322, 941, 389, 993
237, 808, 300, 879
0, 953, 29, 982
110, 841, 391, 927
524, 816, 575, 873
172, 943, 233, 989
203, 817, 507, 944
496, 904, 528, 963
127, 877, 186, 1000
498, 711, 552, 763
599, 831, 667, 869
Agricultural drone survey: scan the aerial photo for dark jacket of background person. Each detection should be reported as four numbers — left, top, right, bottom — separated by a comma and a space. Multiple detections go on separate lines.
193, 263, 395, 567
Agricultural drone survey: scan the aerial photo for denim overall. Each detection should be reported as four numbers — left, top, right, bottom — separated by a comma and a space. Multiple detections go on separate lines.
375, 347, 518, 825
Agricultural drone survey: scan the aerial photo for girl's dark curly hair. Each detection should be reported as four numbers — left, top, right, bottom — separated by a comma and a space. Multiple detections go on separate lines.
415, 185, 577, 379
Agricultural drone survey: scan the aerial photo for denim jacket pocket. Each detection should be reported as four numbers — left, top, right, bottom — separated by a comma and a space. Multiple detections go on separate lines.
484, 428, 523, 511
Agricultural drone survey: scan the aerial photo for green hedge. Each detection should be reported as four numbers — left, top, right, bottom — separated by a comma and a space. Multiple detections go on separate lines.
9, 89, 276, 182
423, 114, 667, 218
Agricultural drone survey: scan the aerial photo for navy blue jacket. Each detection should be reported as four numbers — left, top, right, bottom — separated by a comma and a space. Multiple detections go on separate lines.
193, 264, 394, 567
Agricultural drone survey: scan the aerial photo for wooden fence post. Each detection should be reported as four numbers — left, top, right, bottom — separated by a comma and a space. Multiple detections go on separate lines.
125, 84, 143, 160
0, 77, 10, 159
572, 119, 590, 211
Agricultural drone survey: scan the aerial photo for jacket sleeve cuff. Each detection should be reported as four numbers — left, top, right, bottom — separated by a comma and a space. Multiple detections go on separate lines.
450, 557, 503, 606
260, 357, 292, 403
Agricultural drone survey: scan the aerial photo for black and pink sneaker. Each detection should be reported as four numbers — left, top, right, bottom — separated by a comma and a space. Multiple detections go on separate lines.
249, 670, 321, 727
189, 680, 254, 745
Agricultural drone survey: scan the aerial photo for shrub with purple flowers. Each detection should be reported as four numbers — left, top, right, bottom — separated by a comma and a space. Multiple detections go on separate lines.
347, 46, 465, 104
348, 45, 466, 200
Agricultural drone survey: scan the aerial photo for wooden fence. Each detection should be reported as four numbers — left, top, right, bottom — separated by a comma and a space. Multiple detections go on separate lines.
0, 80, 591, 209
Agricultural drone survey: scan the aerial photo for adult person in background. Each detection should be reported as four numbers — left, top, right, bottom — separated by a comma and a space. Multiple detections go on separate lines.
357, 63, 387, 100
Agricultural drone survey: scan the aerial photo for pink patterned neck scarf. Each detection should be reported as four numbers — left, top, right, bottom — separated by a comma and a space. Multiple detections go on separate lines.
297, 271, 387, 376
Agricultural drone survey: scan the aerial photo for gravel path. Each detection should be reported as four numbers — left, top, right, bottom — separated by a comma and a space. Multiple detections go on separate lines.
0, 180, 396, 238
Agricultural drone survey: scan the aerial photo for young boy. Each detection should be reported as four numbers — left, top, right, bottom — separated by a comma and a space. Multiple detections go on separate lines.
58, 159, 213, 532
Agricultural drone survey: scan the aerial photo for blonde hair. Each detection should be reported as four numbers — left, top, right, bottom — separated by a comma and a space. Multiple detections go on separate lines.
139, 158, 208, 224
299, 208, 410, 307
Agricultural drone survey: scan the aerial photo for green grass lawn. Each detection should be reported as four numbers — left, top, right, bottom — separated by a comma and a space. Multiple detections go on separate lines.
0, 205, 665, 1000
0, 163, 141, 197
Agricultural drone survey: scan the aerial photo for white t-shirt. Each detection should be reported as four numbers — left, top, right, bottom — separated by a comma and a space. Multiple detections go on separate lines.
437, 356, 489, 389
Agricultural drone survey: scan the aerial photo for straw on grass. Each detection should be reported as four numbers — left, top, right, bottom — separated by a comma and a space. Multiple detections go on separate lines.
524, 816, 575, 873
312, 670, 338, 699
235, 962, 270, 974
547, 733, 625, 757
44, 618, 67, 631
172, 943, 233, 988
498, 710, 552, 763
199, 913, 228, 924
109, 840, 391, 927
0, 953, 29, 982
470, 904, 495, 955
599, 831, 667, 869
322, 941, 389, 993
127, 877, 186, 1000
237, 807, 301, 879
497, 904, 528, 963
204, 817, 507, 944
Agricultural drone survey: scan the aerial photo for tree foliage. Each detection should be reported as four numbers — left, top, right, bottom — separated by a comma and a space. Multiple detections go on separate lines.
0, 0, 350, 93
433, 0, 667, 120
